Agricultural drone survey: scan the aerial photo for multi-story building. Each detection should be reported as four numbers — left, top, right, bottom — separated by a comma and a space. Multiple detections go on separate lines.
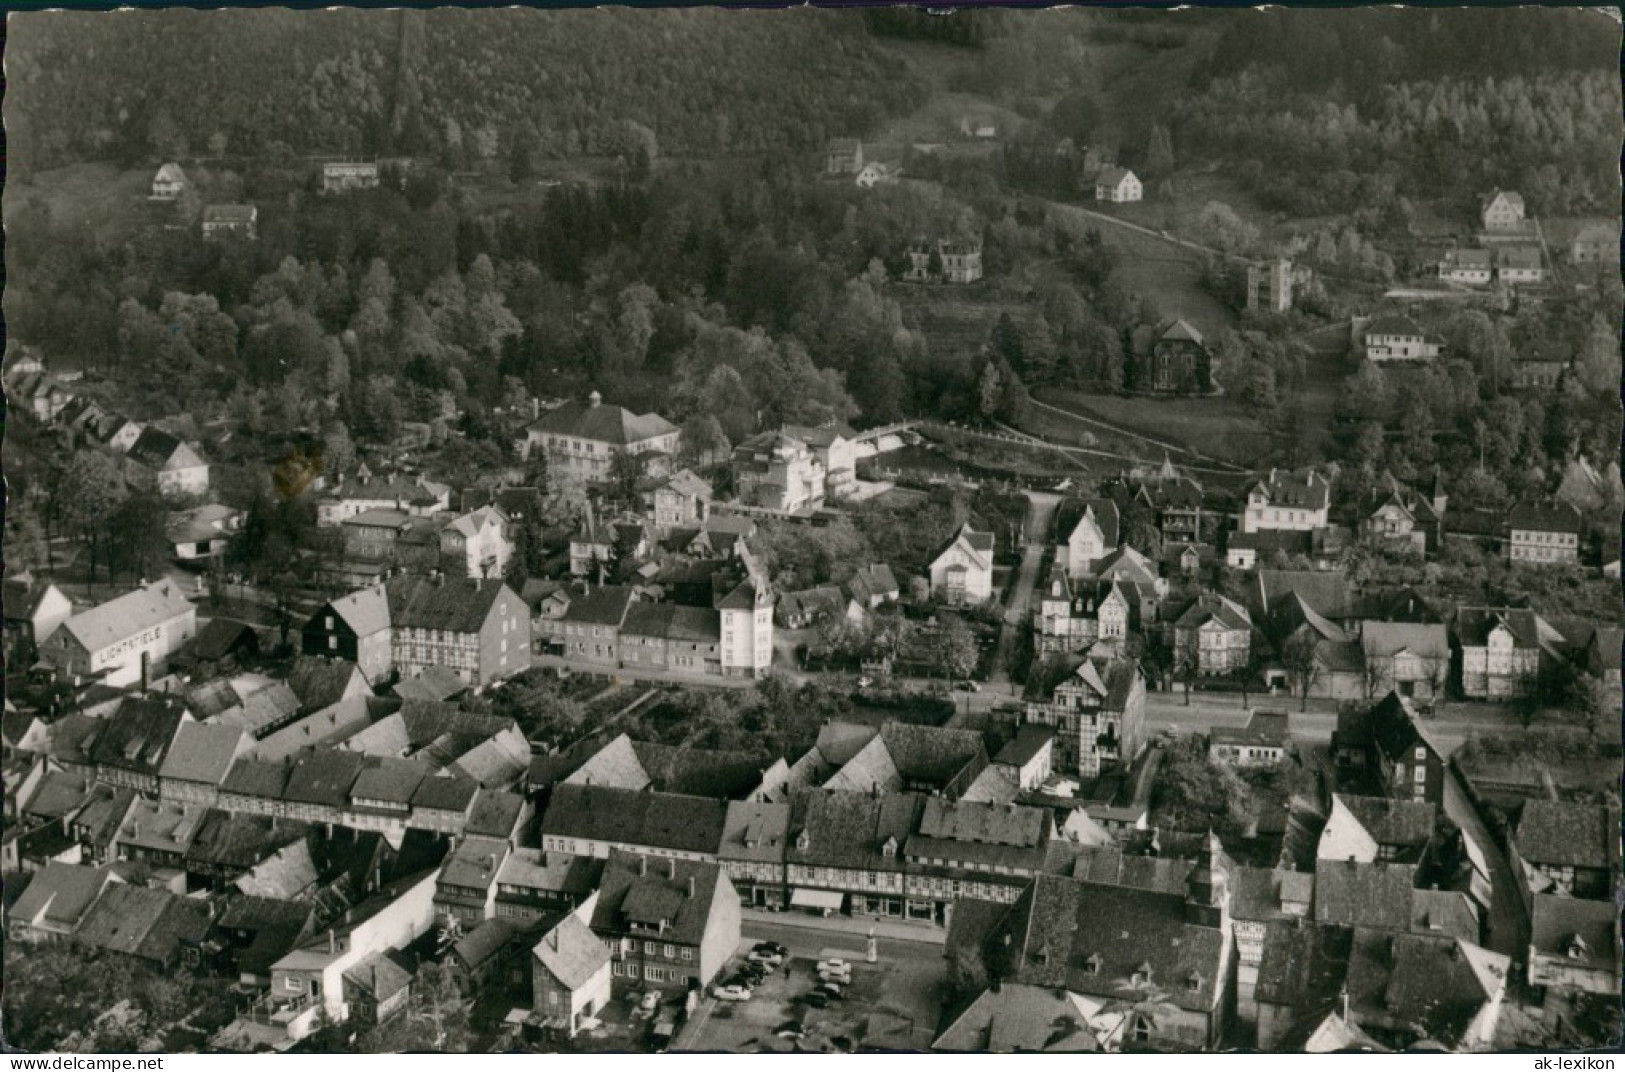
524, 390, 679, 486
1496, 246, 1545, 285
40, 579, 197, 689
1094, 166, 1143, 203
1246, 257, 1294, 314
903, 239, 984, 284
731, 432, 827, 513
1129, 319, 1212, 395
495, 849, 604, 924
1454, 607, 1542, 700
650, 469, 713, 531
1505, 499, 1582, 566
3, 572, 73, 668
531, 915, 613, 1039
1023, 657, 1146, 778
1439, 248, 1493, 286
340, 509, 441, 567
901, 798, 1051, 926
1032, 571, 1131, 657
1362, 315, 1442, 364
302, 586, 393, 684
435, 836, 512, 926
928, 524, 994, 604
202, 204, 258, 241
125, 428, 209, 496
718, 800, 790, 909
1055, 498, 1120, 579
589, 851, 740, 994
718, 575, 774, 678
826, 138, 864, 175
386, 575, 530, 687
785, 789, 917, 920
1241, 467, 1330, 534
781, 423, 858, 496
322, 162, 380, 193
316, 469, 451, 527
1480, 189, 1526, 232
1172, 593, 1252, 675
440, 506, 512, 580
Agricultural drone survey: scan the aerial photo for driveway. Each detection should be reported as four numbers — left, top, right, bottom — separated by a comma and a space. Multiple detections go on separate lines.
989, 492, 1059, 689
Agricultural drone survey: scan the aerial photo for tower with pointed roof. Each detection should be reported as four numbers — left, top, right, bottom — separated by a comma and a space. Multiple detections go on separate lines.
1185, 829, 1230, 930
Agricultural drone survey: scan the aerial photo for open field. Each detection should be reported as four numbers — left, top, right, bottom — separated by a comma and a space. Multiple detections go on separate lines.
1034, 385, 1273, 468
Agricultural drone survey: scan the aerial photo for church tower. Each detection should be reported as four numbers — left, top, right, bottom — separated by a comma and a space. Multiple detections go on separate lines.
1185, 829, 1230, 930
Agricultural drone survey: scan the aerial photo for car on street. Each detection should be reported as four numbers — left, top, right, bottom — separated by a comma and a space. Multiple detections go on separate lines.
712, 984, 753, 1002
954, 680, 981, 692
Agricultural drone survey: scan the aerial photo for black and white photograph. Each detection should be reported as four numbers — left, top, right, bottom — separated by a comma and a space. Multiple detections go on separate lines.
1, 3, 1621, 1056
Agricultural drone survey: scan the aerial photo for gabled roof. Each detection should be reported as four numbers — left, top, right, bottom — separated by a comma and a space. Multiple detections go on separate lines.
1453, 607, 1541, 649
1361, 622, 1449, 662
932, 523, 995, 571
286, 656, 367, 711
1481, 188, 1524, 214
157, 722, 248, 786
1332, 794, 1435, 853
186, 810, 308, 873
1365, 314, 1426, 338
392, 666, 470, 704
282, 750, 366, 807
1529, 894, 1620, 973
559, 586, 638, 628
89, 697, 188, 777
9, 862, 119, 929
234, 838, 319, 899
439, 835, 510, 891
60, 580, 193, 654
319, 586, 392, 638
1313, 858, 1416, 930
1346, 929, 1509, 1049
465, 788, 527, 839
533, 914, 611, 991
184, 618, 258, 663
591, 850, 729, 946
1175, 592, 1250, 632
203, 204, 257, 226
386, 575, 514, 634
74, 884, 212, 963
933, 982, 1098, 1053
541, 783, 727, 856
154, 162, 188, 184
1514, 800, 1618, 871
527, 393, 677, 445
1053, 497, 1121, 549
343, 951, 413, 1003
1507, 498, 1582, 534
1096, 165, 1136, 187
128, 427, 201, 470
1248, 468, 1330, 510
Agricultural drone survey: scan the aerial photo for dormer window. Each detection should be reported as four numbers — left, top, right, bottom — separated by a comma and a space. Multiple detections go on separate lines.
1132, 962, 1152, 988
1085, 953, 1102, 975
1185, 971, 1202, 992
1567, 935, 1590, 960
795, 830, 810, 852
881, 836, 897, 859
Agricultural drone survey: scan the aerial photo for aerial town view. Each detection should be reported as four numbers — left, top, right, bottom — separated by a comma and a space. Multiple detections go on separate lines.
1, 4, 1620, 1056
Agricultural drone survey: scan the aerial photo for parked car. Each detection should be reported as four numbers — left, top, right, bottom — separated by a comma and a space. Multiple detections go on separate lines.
712, 984, 753, 1002
797, 992, 829, 1009
747, 949, 785, 968
816, 958, 851, 974
954, 680, 980, 692
640, 991, 662, 1012
814, 983, 846, 1002
754, 941, 789, 958
819, 969, 852, 986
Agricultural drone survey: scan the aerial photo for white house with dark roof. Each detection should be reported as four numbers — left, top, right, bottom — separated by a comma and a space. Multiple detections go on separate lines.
1362, 315, 1442, 364
1505, 498, 1582, 566
1439, 248, 1493, 286
1241, 468, 1330, 534
1481, 189, 1526, 232
40, 579, 197, 688
302, 586, 393, 684
929, 524, 995, 604
523, 390, 679, 485
439, 505, 512, 580
202, 204, 257, 241
1094, 166, 1142, 203
151, 162, 188, 201
532, 914, 613, 1037
127, 427, 209, 496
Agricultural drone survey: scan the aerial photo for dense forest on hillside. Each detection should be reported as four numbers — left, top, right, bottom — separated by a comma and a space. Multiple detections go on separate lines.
4, 8, 926, 173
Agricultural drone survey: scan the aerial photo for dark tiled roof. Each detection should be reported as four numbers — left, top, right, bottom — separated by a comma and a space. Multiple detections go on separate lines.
1529, 894, 1620, 972
89, 698, 188, 777
410, 770, 480, 812
591, 849, 729, 946
879, 722, 986, 787
220, 757, 293, 800
282, 750, 366, 807
1507, 498, 1582, 534
185, 618, 258, 662
386, 575, 513, 634
994, 725, 1054, 768
630, 741, 769, 800
1454, 607, 1540, 649
788, 789, 921, 872
75, 884, 212, 963
1335, 794, 1435, 852
541, 783, 727, 856
350, 758, 432, 806
1052, 498, 1121, 548
465, 788, 526, 838
1211, 711, 1290, 750
559, 586, 637, 628
1515, 801, 1618, 871
1346, 929, 1508, 1049
528, 395, 677, 445
1313, 859, 1416, 930
1254, 918, 1354, 1008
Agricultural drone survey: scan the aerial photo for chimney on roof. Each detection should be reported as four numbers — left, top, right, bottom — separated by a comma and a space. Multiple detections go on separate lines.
686, 875, 696, 898
588, 390, 602, 408
639, 856, 648, 877
330, 931, 337, 954
667, 859, 677, 880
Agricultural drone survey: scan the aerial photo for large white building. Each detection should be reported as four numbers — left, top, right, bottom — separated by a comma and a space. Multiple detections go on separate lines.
524, 391, 680, 485
928, 524, 995, 605
440, 506, 513, 580
1241, 468, 1330, 534
40, 579, 197, 688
